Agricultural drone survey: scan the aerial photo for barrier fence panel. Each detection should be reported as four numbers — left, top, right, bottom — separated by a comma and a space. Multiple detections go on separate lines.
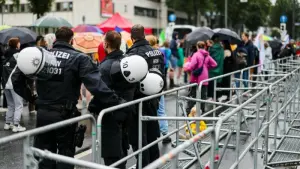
144, 57, 300, 169
0, 56, 298, 169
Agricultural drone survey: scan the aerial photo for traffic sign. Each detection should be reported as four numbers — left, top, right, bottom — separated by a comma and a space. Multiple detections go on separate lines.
168, 14, 176, 22
280, 23, 286, 31
280, 15, 288, 23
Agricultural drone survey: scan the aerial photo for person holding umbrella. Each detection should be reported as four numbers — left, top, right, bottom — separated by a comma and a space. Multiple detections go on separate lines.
207, 35, 224, 100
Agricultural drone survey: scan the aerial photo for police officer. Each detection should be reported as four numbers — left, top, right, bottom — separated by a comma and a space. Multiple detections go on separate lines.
126, 24, 165, 167
14, 27, 129, 169
89, 31, 136, 169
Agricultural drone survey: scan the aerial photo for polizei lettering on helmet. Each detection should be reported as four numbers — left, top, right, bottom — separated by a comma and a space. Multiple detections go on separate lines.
145, 50, 162, 57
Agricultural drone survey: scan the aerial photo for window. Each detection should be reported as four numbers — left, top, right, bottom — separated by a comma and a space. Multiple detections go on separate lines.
56, 2, 73, 11
62, 2, 68, 11
20, 4, 25, 12
4, 5, 8, 13
134, 6, 157, 18
56, 3, 61, 11
124, 5, 127, 13
68, 2, 73, 11
9, 5, 13, 12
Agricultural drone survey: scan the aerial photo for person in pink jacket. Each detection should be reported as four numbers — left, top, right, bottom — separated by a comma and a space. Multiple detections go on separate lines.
185, 41, 217, 115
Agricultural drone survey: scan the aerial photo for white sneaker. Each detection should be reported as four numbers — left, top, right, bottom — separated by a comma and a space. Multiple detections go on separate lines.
218, 95, 228, 102
30, 110, 37, 114
76, 103, 83, 110
12, 125, 26, 132
243, 93, 253, 97
4, 123, 13, 130
0, 108, 8, 113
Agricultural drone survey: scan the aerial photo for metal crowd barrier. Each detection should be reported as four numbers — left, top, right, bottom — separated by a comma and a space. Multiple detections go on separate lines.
144, 57, 300, 169
0, 56, 298, 169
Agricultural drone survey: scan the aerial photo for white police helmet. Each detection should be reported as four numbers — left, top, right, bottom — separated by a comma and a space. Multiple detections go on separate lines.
140, 68, 164, 95
17, 47, 57, 80
120, 55, 148, 83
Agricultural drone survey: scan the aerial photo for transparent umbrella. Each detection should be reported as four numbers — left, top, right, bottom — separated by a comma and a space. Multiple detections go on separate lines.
33, 15, 72, 28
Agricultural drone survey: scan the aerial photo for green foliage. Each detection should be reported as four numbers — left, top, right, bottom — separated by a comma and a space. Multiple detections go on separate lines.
214, 0, 271, 31
165, 0, 214, 25
269, 0, 300, 36
27, 0, 54, 18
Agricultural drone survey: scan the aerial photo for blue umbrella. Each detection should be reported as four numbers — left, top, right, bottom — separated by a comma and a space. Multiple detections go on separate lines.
115, 26, 123, 33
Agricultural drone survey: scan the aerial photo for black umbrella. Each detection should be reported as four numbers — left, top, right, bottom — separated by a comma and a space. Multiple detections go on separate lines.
268, 39, 282, 49
186, 27, 214, 45
0, 27, 37, 44
213, 28, 241, 44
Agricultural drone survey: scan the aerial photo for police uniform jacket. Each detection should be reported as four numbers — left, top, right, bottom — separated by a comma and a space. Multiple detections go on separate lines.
13, 41, 121, 110
125, 39, 165, 146
89, 50, 135, 158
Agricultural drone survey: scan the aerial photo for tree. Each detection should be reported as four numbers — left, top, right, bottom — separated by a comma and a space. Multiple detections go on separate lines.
27, 0, 54, 19
269, 0, 300, 37
165, 0, 213, 25
214, 0, 271, 31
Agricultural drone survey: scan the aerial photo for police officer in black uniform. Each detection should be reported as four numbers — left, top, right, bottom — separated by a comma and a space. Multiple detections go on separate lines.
89, 31, 135, 169
14, 27, 129, 169
126, 24, 165, 167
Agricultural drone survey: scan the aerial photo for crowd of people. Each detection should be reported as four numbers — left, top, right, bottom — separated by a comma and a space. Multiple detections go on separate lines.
0, 24, 298, 169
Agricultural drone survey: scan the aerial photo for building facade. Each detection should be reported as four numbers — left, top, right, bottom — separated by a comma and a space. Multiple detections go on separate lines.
0, 0, 190, 32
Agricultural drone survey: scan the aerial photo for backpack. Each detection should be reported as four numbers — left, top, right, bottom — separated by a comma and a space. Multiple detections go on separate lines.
192, 56, 207, 76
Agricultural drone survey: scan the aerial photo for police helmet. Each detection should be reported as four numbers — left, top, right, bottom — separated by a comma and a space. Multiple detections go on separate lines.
17, 47, 58, 80
139, 68, 164, 95
120, 55, 148, 83
17, 47, 45, 75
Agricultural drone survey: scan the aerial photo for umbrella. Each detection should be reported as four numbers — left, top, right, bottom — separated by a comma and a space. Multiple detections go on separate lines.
186, 27, 214, 45
262, 35, 274, 41
33, 15, 72, 28
213, 28, 241, 44
115, 26, 131, 41
72, 25, 103, 33
73, 32, 103, 53
0, 27, 37, 44
268, 39, 282, 49
0, 25, 11, 31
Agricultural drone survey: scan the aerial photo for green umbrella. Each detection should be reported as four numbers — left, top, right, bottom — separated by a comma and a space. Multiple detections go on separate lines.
0, 25, 11, 31
32, 15, 72, 28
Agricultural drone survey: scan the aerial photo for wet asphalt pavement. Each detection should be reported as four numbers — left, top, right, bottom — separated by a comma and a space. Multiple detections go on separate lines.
0, 84, 297, 169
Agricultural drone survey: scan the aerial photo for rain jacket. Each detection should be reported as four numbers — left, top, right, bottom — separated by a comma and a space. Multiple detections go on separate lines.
170, 32, 178, 59
2, 48, 19, 89
243, 40, 255, 67
159, 47, 171, 69
185, 49, 217, 85
209, 43, 224, 82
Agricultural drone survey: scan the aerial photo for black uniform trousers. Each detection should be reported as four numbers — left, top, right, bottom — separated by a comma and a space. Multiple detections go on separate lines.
129, 98, 160, 167
34, 108, 77, 169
